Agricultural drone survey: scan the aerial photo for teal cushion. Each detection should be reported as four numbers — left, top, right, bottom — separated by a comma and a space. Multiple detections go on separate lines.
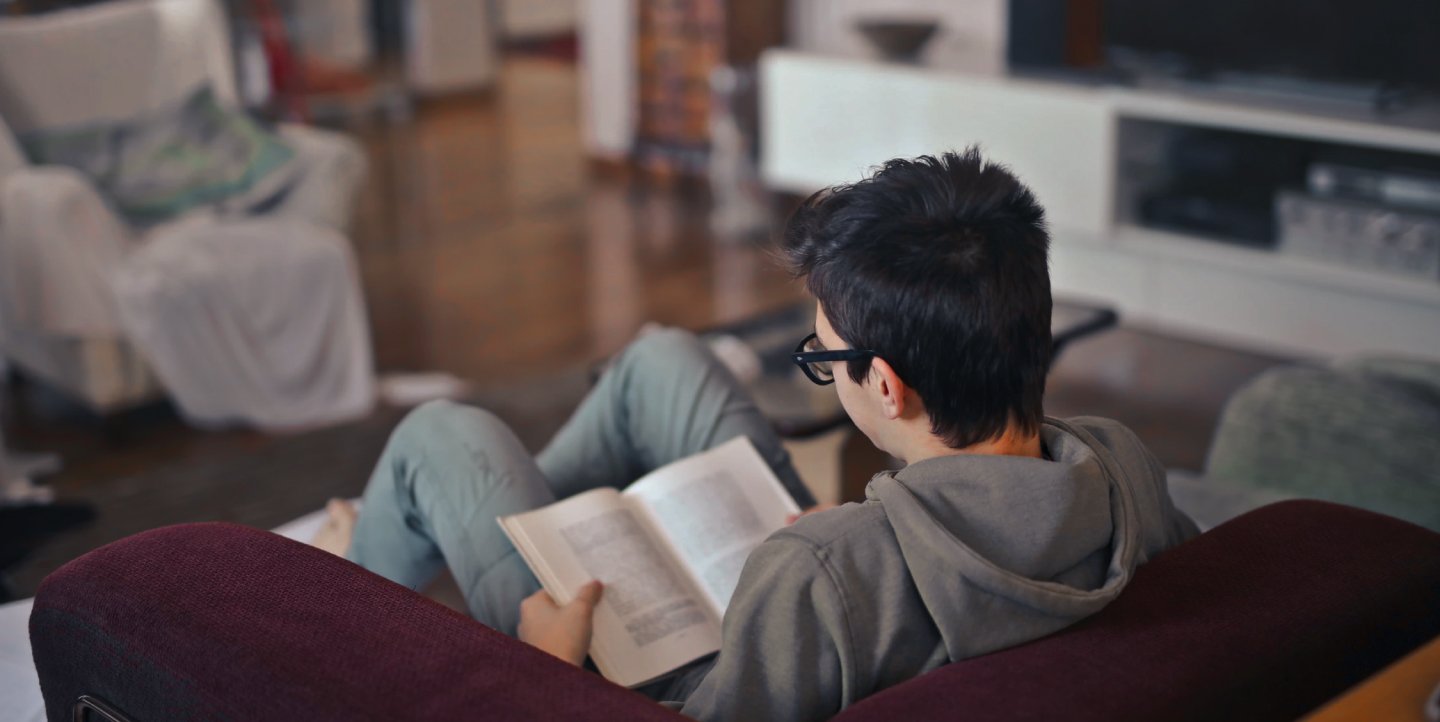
1205, 358, 1440, 532
19, 86, 296, 224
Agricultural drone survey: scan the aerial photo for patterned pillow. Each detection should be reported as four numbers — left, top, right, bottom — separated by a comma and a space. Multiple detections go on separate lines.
19, 86, 297, 225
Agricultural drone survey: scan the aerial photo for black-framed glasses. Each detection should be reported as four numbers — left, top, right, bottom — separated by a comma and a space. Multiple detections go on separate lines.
791, 333, 878, 386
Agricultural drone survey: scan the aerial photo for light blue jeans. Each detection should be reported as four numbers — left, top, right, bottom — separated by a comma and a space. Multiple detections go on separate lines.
347, 329, 815, 636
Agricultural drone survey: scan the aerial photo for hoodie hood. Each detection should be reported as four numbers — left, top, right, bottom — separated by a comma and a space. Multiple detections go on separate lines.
671, 416, 1198, 720
868, 417, 1149, 660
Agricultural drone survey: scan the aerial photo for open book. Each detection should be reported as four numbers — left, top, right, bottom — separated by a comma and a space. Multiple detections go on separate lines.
497, 436, 801, 688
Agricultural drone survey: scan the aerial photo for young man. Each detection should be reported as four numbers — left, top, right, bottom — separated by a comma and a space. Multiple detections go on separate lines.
317, 149, 1198, 721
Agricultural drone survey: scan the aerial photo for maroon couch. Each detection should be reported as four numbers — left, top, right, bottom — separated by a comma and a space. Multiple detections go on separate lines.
29, 500, 1440, 721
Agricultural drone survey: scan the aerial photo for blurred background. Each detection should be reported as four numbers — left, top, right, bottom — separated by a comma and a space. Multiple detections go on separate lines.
0, 0, 1436, 626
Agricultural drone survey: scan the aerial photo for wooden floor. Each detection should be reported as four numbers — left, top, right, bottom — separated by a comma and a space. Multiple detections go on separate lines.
347, 58, 802, 382
2, 56, 1290, 597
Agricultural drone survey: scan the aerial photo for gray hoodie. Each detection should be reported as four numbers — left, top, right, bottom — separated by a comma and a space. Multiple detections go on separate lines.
658, 416, 1199, 721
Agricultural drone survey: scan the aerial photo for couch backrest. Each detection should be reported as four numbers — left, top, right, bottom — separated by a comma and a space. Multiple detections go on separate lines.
27, 500, 1439, 721
832, 499, 1440, 722
0, 0, 238, 135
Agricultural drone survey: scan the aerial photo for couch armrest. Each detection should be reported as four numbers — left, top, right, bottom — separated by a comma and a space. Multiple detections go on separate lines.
29, 523, 683, 722
0, 166, 132, 337
271, 124, 368, 232
834, 500, 1440, 722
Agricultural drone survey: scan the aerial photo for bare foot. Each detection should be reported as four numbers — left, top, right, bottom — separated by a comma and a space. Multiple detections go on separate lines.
312, 498, 358, 557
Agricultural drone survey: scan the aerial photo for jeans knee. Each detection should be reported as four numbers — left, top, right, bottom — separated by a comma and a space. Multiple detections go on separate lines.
390, 399, 509, 455
396, 398, 467, 435
618, 328, 711, 377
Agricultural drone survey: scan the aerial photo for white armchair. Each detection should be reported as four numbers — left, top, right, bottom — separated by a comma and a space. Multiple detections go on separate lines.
0, 117, 165, 411
0, 0, 374, 428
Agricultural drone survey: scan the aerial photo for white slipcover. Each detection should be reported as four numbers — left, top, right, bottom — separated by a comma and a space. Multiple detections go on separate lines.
0, 0, 375, 427
113, 217, 375, 430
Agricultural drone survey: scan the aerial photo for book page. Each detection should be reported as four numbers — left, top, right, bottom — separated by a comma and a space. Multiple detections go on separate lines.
625, 437, 802, 616
498, 488, 721, 687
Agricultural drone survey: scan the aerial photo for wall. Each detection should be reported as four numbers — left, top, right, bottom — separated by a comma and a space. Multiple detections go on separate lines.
501, 0, 579, 39
292, 0, 373, 68
579, 0, 1008, 159
579, 0, 637, 159
786, 0, 1008, 73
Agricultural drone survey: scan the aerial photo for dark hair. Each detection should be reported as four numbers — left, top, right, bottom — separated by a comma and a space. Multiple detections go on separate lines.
783, 148, 1052, 449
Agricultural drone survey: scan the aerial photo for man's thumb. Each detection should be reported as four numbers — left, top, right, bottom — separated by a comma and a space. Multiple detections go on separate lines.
573, 580, 604, 607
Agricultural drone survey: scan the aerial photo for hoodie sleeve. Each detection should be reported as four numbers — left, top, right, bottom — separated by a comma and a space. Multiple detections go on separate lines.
678, 536, 853, 722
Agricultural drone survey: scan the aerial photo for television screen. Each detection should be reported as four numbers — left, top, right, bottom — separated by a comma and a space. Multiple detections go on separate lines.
1103, 0, 1440, 90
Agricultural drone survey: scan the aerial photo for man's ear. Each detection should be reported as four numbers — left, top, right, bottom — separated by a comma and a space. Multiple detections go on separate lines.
869, 358, 908, 420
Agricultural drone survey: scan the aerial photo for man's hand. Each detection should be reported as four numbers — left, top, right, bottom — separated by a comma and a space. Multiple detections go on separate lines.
787, 503, 838, 524
518, 580, 604, 666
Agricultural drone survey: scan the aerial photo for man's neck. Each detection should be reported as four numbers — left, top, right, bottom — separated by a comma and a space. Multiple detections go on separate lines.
895, 423, 1043, 465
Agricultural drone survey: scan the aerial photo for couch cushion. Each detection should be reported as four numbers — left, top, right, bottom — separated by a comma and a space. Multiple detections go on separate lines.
1206, 360, 1440, 531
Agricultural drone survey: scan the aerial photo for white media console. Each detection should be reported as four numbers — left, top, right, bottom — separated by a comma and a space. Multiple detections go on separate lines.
759, 49, 1440, 359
